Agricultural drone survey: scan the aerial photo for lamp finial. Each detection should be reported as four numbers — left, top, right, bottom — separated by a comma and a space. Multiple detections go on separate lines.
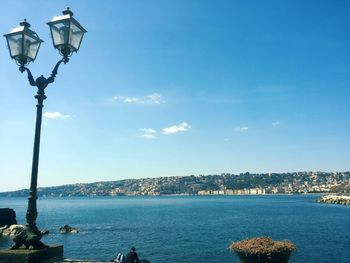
63, 7, 74, 17
20, 19, 31, 28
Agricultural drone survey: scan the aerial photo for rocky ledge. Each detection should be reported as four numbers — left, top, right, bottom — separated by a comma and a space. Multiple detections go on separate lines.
0, 224, 49, 236
317, 195, 350, 205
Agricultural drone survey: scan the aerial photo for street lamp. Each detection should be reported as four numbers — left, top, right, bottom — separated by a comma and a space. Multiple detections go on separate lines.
4, 20, 43, 69
47, 8, 86, 62
4, 8, 86, 249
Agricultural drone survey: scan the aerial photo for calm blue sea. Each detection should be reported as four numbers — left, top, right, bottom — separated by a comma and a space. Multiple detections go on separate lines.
0, 195, 349, 263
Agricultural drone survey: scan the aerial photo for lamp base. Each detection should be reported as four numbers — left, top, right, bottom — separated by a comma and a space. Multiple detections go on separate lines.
0, 245, 63, 263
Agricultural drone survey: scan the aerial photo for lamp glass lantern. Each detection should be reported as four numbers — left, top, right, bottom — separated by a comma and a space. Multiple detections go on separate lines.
4, 20, 43, 66
47, 8, 87, 58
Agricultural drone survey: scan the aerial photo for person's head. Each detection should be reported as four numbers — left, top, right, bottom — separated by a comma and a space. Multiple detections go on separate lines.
131, 246, 136, 252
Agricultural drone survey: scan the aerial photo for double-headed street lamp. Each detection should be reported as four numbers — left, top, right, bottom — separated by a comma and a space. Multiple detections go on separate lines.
4, 8, 86, 249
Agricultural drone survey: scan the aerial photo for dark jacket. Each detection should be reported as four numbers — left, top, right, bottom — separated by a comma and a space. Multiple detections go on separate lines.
124, 251, 140, 263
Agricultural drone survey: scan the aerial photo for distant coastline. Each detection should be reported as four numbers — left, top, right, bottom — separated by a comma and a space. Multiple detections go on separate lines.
0, 171, 349, 198
0, 192, 343, 198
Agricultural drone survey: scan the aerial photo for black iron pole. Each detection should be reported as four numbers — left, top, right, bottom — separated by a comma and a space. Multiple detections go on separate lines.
9, 67, 63, 249
26, 87, 46, 227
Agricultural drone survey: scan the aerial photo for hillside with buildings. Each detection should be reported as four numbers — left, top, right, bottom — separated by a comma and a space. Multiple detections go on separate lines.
1, 171, 349, 197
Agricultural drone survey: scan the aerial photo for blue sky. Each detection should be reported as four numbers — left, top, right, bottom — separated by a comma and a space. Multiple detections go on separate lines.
0, 0, 349, 191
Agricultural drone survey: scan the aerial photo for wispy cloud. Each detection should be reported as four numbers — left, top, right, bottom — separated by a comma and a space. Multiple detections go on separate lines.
235, 126, 249, 132
272, 121, 281, 126
162, 122, 191, 135
146, 93, 163, 104
111, 93, 164, 105
123, 97, 140, 103
43, 112, 71, 120
140, 128, 157, 139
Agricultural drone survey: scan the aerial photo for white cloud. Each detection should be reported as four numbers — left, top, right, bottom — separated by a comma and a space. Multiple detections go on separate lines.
43, 112, 71, 120
124, 97, 140, 103
272, 121, 281, 126
162, 122, 191, 135
235, 126, 249, 132
140, 128, 156, 134
142, 134, 157, 139
140, 128, 157, 139
111, 93, 164, 105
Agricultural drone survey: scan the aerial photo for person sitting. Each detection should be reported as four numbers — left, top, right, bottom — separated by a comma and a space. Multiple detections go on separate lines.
124, 246, 140, 263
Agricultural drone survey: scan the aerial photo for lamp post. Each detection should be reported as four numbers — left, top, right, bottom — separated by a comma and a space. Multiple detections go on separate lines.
4, 8, 86, 249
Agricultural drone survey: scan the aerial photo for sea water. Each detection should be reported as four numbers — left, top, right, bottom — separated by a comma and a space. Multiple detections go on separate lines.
0, 195, 349, 263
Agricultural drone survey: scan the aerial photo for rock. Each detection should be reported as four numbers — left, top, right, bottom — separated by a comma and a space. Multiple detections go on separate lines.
0, 225, 8, 236
59, 224, 79, 234
2, 224, 24, 236
0, 208, 17, 227
317, 195, 350, 205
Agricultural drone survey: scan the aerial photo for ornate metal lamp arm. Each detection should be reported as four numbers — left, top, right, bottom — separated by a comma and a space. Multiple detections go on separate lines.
21, 58, 67, 90
22, 67, 36, 87
47, 58, 66, 84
